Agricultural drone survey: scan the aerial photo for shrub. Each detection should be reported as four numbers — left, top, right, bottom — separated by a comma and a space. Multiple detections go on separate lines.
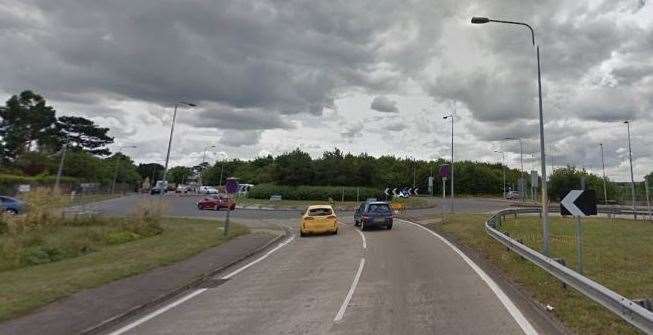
248, 184, 381, 201
127, 200, 166, 236
104, 231, 141, 245
21, 246, 63, 266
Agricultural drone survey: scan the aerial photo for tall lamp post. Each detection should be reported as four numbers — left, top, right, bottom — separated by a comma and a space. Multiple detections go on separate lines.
443, 114, 454, 213
162, 102, 197, 189
494, 149, 506, 198
600, 143, 608, 205
473, 16, 550, 255
111, 145, 137, 194
624, 121, 637, 220
505, 137, 525, 202
199, 144, 216, 191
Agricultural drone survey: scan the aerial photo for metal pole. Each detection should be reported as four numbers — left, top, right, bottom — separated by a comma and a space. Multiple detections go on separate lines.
219, 161, 225, 186
519, 139, 525, 202
162, 104, 178, 189
54, 141, 68, 193
646, 180, 651, 221
413, 158, 416, 189
450, 116, 454, 213
224, 206, 231, 236
600, 143, 608, 204
111, 158, 120, 194
575, 216, 583, 274
502, 152, 506, 198
537, 45, 550, 256
625, 121, 636, 220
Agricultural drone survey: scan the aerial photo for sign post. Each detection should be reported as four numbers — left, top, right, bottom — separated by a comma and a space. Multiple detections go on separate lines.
224, 178, 239, 236
560, 189, 597, 274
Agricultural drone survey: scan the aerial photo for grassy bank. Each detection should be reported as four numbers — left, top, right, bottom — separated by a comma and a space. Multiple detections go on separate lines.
425, 214, 649, 335
236, 196, 434, 210
0, 217, 247, 320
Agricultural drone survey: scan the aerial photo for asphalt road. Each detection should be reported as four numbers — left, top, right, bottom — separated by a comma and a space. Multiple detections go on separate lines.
88, 195, 560, 335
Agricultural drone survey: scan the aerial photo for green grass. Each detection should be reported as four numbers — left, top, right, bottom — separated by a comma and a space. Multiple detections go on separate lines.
66, 193, 123, 207
0, 218, 248, 320
427, 214, 649, 335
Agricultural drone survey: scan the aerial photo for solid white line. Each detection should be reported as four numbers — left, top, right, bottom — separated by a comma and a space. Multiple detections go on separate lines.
107, 289, 207, 335
334, 258, 365, 322
221, 234, 295, 279
107, 234, 295, 335
397, 219, 538, 335
355, 229, 366, 249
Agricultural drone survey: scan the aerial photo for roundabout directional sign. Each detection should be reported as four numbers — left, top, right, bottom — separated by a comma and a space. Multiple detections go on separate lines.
560, 189, 597, 217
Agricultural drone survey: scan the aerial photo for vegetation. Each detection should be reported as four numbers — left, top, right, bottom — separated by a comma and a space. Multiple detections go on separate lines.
0, 189, 249, 319
429, 214, 648, 335
247, 184, 381, 201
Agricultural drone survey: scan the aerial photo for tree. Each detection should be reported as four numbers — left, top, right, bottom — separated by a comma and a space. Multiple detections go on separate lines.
166, 166, 193, 185
57, 116, 114, 156
137, 163, 164, 186
646, 171, 653, 186
0, 91, 58, 159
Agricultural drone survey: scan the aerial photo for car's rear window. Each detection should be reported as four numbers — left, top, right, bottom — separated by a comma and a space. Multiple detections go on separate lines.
308, 208, 332, 216
367, 204, 391, 213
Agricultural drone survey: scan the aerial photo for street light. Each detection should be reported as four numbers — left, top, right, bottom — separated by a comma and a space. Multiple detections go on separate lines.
199, 144, 216, 190
162, 101, 197, 191
473, 16, 550, 255
494, 149, 506, 198
624, 121, 637, 219
505, 137, 525, 202
443, 114, 454, 213
111, 145, 137, 194
600, 143, 608, 205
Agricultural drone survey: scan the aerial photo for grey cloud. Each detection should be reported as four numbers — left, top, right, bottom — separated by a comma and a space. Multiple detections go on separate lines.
186, 105, 294, 130
220, 130, 262, 147
341, 121, 364, 139
384, 121, 407, 132
371, 96, 399, 113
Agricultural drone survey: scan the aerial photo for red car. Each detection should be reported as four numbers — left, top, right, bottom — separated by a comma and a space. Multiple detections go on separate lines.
197, 195, 236, 211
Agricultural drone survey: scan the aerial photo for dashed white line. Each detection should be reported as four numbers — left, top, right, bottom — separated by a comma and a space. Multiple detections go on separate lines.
355, 228, 366, 249
397, 219, 538, 335
107, 234, 295, 335
334, 258, 365, 322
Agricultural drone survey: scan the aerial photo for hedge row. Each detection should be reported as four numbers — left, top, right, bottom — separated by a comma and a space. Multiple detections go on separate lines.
0, 174, 79, 195
248, 184, 381, 201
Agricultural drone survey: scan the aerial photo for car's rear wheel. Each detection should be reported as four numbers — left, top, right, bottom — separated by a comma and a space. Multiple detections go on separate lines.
214, 205, 219, 211
353, 220, 359, 226
300, 230, 306, 237
5, 209, 17, 215
333, 229, 338, 235
386, 224, 393, 230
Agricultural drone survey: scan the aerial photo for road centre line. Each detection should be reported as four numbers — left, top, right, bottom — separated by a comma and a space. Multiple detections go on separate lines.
107, 234, 295, 335
334, 258, 366, 322
397, 219, 538, 335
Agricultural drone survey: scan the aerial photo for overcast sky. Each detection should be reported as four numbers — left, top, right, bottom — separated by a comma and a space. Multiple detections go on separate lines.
0, 0, 651, 181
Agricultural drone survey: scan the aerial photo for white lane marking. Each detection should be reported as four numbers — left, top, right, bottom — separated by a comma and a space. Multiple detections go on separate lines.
222, 234, 295, 279
334, 258, 365, 322
107, 234, 295, 335
355, 229, 366, 249
107, 289, 207, 335
397, 219, 538, 335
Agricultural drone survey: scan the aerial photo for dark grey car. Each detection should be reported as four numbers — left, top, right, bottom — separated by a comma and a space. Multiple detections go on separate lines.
353, 201, 393, 230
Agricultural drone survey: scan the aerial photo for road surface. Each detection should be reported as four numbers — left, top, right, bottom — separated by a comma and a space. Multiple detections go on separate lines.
88, 195, 558, 335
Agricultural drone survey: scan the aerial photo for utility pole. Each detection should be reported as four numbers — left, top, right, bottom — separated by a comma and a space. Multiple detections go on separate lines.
625, 121, 636, 220
443, 114, 455, 213
54, 140, 69, 193
600, 143, 608, 205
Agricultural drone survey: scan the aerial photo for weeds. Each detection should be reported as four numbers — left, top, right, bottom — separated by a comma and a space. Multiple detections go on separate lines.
0, 189, 166, 271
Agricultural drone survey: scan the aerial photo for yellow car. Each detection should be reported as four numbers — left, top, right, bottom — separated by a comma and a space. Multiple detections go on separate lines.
300, 205, 338, 236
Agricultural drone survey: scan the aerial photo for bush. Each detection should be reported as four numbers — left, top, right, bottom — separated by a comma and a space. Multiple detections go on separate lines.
248, 184, 381, 201
104, 231, 141, 245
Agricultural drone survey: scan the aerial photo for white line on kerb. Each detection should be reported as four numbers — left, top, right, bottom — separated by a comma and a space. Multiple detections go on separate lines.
334, 258, 365, 322
107, 234, 295, 335
397, 219, 538, 335
355, 229, 366, 249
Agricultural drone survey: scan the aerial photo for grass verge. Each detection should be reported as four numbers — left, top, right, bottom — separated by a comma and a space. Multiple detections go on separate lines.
0, 217, 248, 321
236, 196, 435, 210
424, 213, 649, 335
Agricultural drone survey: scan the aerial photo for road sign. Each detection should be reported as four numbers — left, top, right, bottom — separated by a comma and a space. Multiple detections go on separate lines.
560, 189, 597, 217
392, 188, 398, 196
225, 177, 239, 194
530, 170, 538, 187
439, 165, 449, 178
414, 187, 419, 195
384, 188, 390, 196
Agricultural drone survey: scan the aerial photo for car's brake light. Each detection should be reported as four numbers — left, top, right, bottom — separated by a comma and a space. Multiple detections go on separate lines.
362, 216, 369, 220
304, 217, 314, 220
